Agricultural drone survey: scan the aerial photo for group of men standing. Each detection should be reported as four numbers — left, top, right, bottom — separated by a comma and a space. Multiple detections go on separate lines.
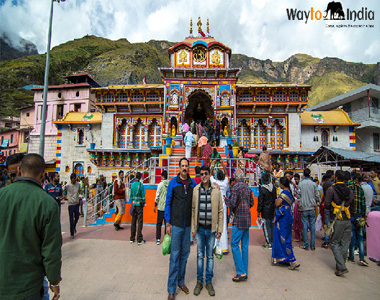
164, 158, 254, 299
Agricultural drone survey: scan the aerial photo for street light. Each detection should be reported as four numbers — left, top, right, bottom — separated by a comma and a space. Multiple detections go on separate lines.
39, 0, 65, 156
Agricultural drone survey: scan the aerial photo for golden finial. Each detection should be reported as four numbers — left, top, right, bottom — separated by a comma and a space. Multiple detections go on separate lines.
197, 16, 202, 34
207, 18, 209, 35
190, 18, 193, 35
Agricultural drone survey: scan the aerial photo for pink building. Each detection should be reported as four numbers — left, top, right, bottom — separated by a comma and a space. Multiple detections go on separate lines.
28, 73, 100, 167
0, 128, 20, 157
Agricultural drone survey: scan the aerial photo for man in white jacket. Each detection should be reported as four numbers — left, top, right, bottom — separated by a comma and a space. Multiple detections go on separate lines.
184, 130, 194, 159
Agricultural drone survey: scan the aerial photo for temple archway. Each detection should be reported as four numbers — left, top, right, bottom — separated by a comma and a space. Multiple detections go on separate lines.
185, 91, 214, 125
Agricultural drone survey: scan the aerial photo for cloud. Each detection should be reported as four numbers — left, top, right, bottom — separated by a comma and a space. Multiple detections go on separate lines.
0, 0, 379, 63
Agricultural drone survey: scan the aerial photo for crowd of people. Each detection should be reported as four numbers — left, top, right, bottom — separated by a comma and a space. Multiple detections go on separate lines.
1, 148, 380, 299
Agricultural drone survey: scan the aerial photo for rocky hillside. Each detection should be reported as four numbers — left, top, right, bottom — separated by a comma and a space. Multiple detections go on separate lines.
0, 33, 38, 61
0, 35, 379, 117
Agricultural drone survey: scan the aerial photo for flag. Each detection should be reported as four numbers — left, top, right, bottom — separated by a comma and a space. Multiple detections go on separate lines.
199, 30, 206, 37
142, 74, 147, 84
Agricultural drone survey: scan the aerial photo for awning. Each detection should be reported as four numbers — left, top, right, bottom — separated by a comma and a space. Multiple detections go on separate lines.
306, 146, 380, 169
1, 140, 9, 148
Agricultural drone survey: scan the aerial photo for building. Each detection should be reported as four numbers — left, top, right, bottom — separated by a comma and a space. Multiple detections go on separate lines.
53, 112, 102, 183
308, 84, 380, 153
0, 117, 20, 158
89, 19, 313, 178
18, 106, 35, 153
29, 72, 101, 172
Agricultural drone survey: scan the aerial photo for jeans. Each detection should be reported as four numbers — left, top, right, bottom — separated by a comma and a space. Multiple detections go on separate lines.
348, 221, 365, 261
130, 206, 144, 242
42, 277, 49, 300
185, 146, 192, 159
68, 204, 80, 236
231, 226, 249, 275
301, 210, 316, 249
167, 226, 191, 294
196, 227, 216, 283
263, 218, 274, 246
156, 210, 166, 240
324, 210, 330, 242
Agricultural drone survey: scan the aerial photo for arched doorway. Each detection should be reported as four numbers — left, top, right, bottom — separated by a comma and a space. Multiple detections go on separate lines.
185, 91, 214, 125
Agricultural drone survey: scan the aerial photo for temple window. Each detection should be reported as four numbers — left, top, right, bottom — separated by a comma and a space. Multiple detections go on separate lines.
238, 120, 250, 149
116, 92, 128, 102
221, 93, 229, 106
131, 92, 143, 102
321, 129, 329, 146
103, 93, 113, 103
289, 91, 299, 101
73, 162, 84, 177
253, 120, 267, 149
170, 92, 179, 105
273, 91, 286, 102
96, 94, 102, 102
87, 166, 92, 173
238, 92, 253, 102
146, 92, 160, 102
149, 119, 161, 147
118, 120, 127, 148
301, 92, 307, 101
77, 128, 84, 145
134, 120, 144, 148
256, 91, 269, 102
271, 120, 283, 150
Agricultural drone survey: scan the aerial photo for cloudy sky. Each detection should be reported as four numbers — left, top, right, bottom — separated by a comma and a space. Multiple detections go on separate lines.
0, 0, 379, 63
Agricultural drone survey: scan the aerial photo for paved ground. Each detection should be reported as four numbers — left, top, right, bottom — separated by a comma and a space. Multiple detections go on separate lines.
55, 205, 380, 300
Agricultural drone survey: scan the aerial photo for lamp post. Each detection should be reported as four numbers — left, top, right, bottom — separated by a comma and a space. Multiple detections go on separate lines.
39, 0, 65, 156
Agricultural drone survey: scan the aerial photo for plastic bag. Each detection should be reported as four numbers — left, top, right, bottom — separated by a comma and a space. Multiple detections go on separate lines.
315, 214, 322, 232
256, 217, 264, 229
213, 239, 223, 260
162, 233, 171, 256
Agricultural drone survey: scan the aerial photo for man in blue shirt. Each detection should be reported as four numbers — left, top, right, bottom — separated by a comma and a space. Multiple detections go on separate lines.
44, 172, 63, 215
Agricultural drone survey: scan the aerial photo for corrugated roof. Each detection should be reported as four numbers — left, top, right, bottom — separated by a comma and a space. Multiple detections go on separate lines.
53, 112, 102, 124
32, 83, 90, 90
301, 109, 360, 125
236, 83, 311, 89
92, 84, 164, 91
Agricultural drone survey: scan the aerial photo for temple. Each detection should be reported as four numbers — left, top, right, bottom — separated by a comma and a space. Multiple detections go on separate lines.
83, 18, 312, 179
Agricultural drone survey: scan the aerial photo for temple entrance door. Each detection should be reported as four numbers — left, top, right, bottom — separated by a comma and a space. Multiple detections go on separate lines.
134, 121, 144, 149
185, 91, 214, 126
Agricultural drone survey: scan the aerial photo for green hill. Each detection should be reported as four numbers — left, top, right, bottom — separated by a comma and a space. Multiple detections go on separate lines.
0, 35, 378, 117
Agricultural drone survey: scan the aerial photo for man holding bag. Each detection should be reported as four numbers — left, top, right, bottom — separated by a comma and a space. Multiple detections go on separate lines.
191, 165, 224, 297
325, 170, 354, 276
130, 172, 146, 245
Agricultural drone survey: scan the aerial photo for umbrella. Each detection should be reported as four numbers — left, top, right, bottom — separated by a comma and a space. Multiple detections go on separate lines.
182, 123, 189, 132
198, 136, 208, 147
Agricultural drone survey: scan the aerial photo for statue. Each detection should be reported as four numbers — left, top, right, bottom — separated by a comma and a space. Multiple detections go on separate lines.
171, 125, 176, 137
223, 126, 228, 137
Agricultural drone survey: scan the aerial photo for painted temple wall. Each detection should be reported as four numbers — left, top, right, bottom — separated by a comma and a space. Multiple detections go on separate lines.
101, 113, 115, 148
287, 113, 301, 151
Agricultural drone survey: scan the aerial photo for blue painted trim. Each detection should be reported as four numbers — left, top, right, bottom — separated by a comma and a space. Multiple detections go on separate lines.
349, 126, 355, 133
56, 153, 61, 157
350, 143, 356, 147
56, 167, 60, 171
145, 184, 158, 189
192, 40, 208, 47
57, 140, 61, 144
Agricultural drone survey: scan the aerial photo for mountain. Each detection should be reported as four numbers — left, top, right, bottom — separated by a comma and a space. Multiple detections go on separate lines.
0, 33, 38, 61
0, 35, 379, 117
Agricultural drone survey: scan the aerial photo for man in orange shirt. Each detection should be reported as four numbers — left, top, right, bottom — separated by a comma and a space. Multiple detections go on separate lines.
113, 170, 126, 231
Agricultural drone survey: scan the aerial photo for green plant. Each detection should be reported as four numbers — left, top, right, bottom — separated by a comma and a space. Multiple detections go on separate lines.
233, 140, 239, 147
227, 128, 232, 138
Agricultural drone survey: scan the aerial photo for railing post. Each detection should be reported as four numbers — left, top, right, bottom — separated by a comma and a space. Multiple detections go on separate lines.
83, 186, 88, 227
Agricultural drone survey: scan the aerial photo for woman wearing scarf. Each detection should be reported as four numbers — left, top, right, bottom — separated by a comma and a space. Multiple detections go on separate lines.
272, 177, 300, 270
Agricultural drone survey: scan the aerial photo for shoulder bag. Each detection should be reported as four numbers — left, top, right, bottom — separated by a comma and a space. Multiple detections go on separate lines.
324, 200, 345, 238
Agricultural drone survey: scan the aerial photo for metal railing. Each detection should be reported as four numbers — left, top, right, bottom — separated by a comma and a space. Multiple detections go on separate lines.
82, 156, 269, 226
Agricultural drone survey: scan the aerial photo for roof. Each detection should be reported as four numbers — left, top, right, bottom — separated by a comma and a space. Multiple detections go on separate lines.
65, 72, 101, 88
169, 36, 231, 53
300, 109, 360, 125
92, 84, 164, 91
307, 84, 380, 111
53, 112, 102, 124
237, 83, 311, 89
32, 82, 91, 90
306, 146, 380, 169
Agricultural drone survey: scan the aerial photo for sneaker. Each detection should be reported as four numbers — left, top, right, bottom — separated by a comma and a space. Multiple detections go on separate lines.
137, 240, 146, 246
359, 260, 369, 267
193, 280, 203, 296
118, 225, 124, 230
130, 240, 135, 244
70, 235, 74, 239
321, 242, 329, 249
156, 239, 160, 245
261, 244, 269, 249
205, 282, 215, 297
114, 224, 119, 231
347, 258, 355, 264
354, 249, 359, 255
267, 244, 272, 250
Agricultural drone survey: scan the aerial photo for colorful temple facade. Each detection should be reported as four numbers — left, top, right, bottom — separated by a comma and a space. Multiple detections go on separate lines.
86, 19, 313, 178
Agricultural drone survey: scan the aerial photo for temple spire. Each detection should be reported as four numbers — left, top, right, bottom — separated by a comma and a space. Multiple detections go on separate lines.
197, 16, 205, 37
207, 18, 210, 36
190, 18, 193, 36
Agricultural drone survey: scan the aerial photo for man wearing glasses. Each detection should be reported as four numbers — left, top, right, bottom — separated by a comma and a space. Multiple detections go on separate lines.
165, 158, 197, 300
191, 165, 224, 296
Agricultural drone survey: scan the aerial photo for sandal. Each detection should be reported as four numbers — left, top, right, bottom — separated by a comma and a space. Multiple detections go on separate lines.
288, 262, 300, 270
232, 274, 247, 282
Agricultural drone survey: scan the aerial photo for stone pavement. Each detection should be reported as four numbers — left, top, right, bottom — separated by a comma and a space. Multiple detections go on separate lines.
55, 207, 380, 300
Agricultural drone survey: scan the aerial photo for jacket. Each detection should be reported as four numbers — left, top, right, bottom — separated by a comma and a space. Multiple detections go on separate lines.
257, 183, 276, 219
184, 131, 194, 147
297, 177, 319, 211
113, 178, 126, 200
0, 177, 62, 300
165, 173, 197, 228
325, 182, 354, 221
155, 179, 169, 211
130, 180, 145, 206
191, 183, 224, 234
